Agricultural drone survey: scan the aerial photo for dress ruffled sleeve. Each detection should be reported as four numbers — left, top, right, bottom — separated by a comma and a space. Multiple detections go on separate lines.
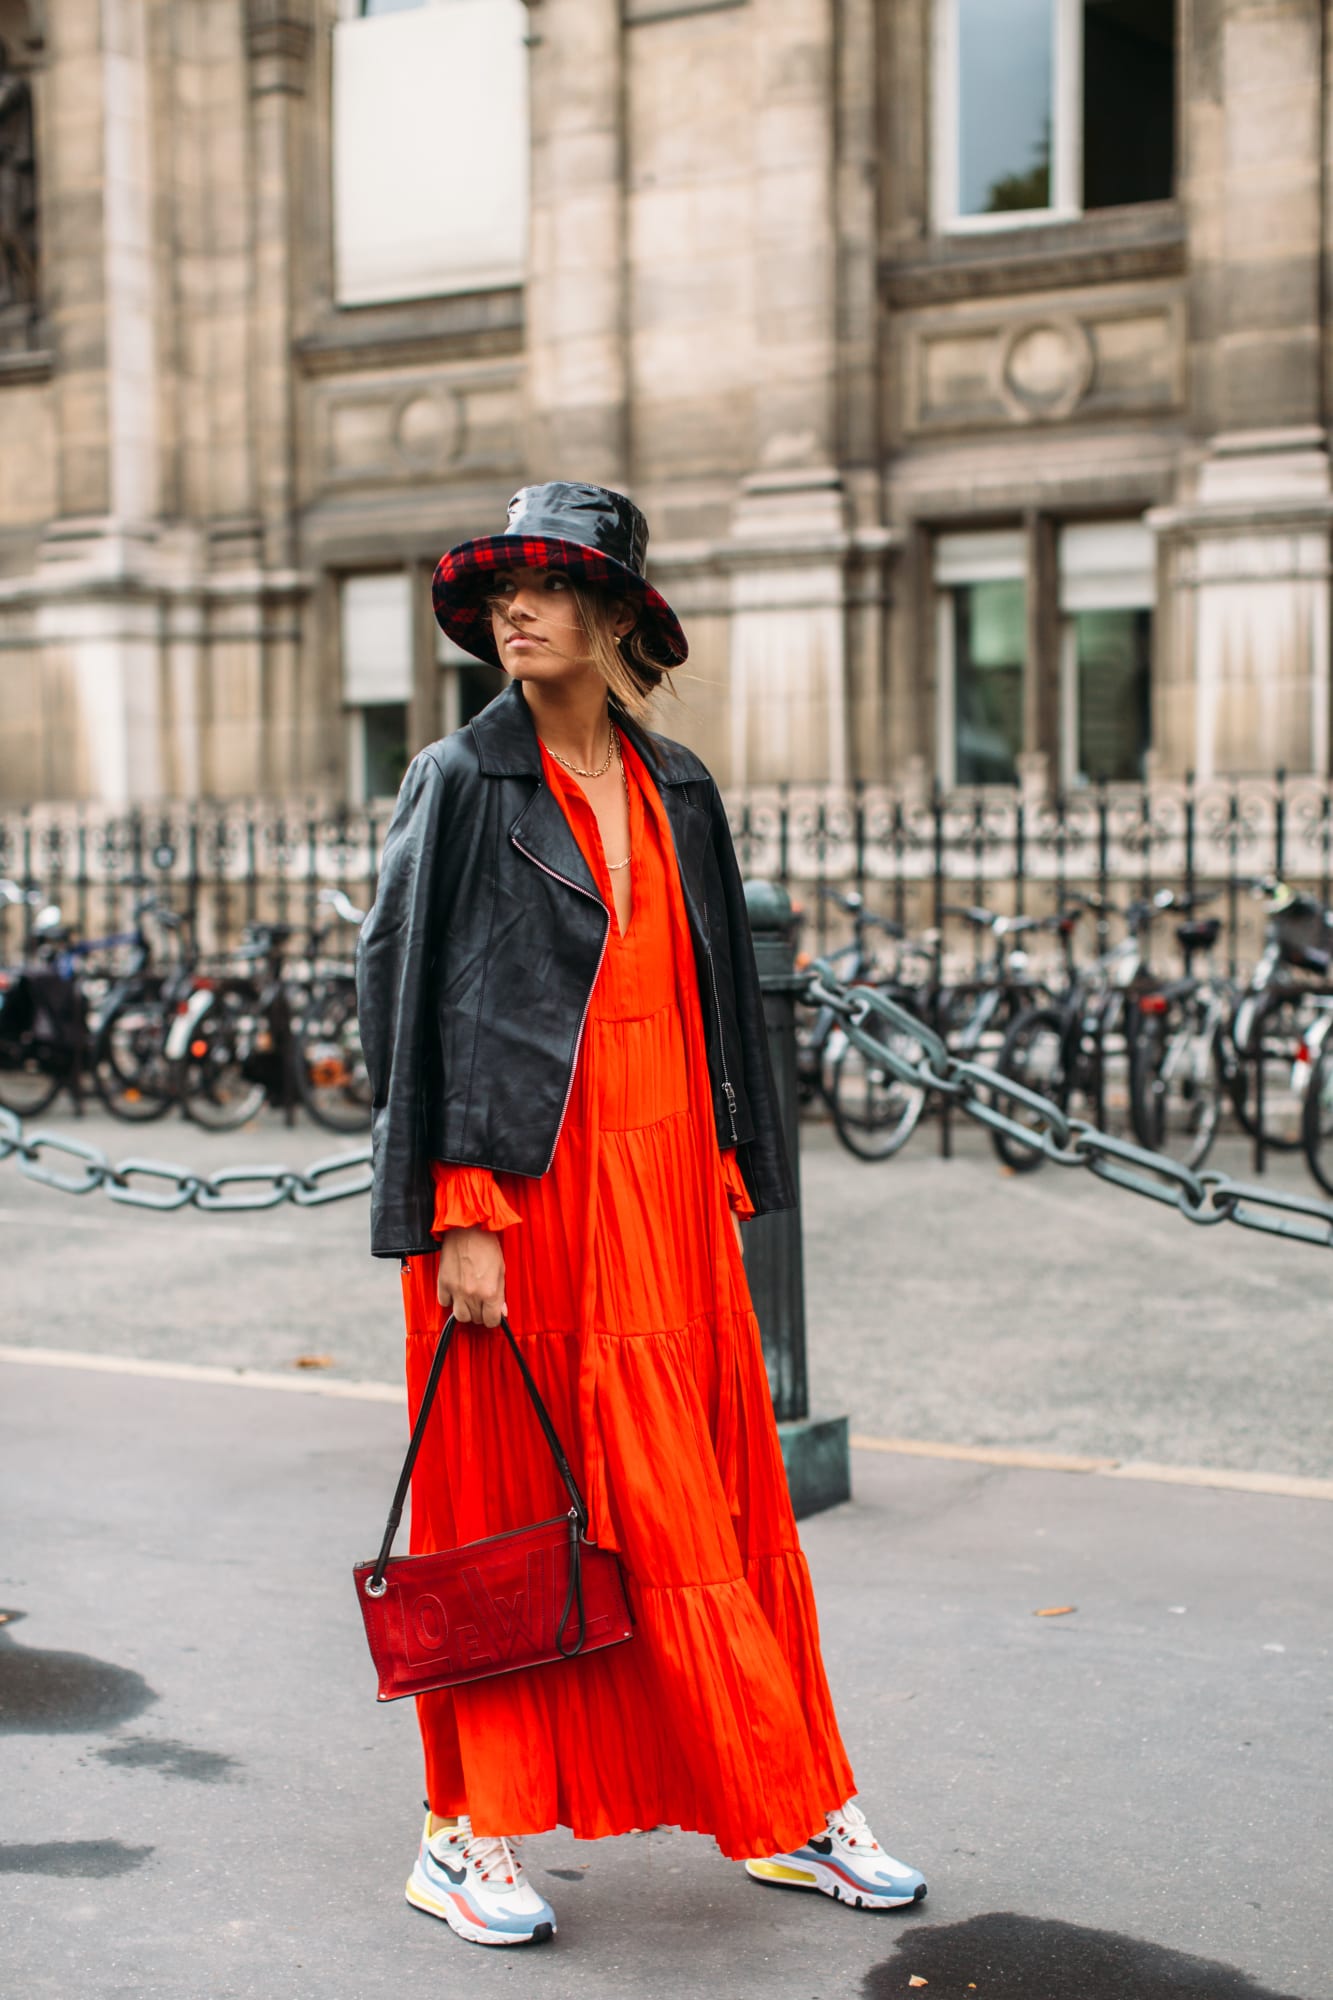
429, 1162, 522, 1235
719, 1148, 756, 1220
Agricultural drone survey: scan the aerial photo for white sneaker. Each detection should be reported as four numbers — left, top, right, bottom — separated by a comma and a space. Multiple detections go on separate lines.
746, 1798, 927, 1910
405, 1812, 557, 1946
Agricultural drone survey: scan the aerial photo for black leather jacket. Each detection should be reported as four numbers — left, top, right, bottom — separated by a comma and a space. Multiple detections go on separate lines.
355, 680, 796, 1258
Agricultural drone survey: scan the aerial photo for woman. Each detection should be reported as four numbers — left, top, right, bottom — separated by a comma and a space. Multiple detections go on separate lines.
356, 481, 926, 1948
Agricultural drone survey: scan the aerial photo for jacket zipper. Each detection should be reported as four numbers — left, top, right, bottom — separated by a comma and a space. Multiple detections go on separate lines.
703, 940, 740, 1143
511, 833, 610, 1170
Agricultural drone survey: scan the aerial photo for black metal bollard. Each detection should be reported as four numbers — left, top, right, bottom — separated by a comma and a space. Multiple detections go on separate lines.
742, 881, 851, 1520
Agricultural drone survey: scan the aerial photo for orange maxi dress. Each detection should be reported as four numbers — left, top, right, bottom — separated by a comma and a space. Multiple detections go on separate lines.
398, 734, 854, 1861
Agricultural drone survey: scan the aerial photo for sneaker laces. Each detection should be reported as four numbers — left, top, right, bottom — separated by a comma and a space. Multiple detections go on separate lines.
828, 1799, 881, 1854
462, 1830, 525, 1890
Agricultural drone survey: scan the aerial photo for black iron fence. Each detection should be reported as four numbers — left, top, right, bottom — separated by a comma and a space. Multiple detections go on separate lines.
0, 801, 388, 963
2, 771, 1332, 973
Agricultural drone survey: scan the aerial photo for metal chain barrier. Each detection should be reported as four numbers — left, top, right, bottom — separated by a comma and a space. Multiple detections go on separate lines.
804, 971, 1333, 1251
0, 1107, 372, 1212
6, 958, 1333, 1247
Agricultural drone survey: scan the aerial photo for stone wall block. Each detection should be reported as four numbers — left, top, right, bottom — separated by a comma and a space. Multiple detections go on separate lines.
1215, 331, 1323, 428
1221, 182, 1320, 263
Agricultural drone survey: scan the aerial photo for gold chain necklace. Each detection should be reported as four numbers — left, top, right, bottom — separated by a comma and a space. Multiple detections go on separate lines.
541, 730, 615, 779
542, 725, 631, 873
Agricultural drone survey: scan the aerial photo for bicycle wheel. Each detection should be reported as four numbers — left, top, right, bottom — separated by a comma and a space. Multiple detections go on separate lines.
0, 1044, 62, 1116
92, 983, 176, 1122
295, 982, 371, 1132
827, 1028, 927, 1161
1130, 1008, 1223, 1170
176, 984, 268, 1131
1301, 1041, 1333, 1195
990, 1006, 1068, 1174
1228, 990, 1308, 1152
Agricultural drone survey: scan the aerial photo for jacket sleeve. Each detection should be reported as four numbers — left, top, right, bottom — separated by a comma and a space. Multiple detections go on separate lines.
707, 779, 798, 1216
355, 748, 450, 1259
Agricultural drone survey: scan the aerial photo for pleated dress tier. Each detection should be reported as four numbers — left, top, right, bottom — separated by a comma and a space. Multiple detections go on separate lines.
399, 732, 854, 1861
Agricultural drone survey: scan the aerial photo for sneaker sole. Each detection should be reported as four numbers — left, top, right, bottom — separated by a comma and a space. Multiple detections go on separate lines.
405, 1875, 556, 1946
745, 1857, 926, 1911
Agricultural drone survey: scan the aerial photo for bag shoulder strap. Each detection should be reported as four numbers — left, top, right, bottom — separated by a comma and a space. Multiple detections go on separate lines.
367, 1315, 589, 1592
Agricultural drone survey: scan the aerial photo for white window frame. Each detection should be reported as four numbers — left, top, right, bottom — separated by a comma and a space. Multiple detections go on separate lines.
934, 531, 1027, 790
341, 570, 413, 804
932, 0, 1083, 234
332, 0, 530, 306
1057, 520, 1155, 788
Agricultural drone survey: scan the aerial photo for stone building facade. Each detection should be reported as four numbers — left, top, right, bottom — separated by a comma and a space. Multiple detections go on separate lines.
0, 0, 1329, 806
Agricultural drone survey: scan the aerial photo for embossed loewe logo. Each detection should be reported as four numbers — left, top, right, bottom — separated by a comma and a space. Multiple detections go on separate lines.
403, 1548, 556, 1672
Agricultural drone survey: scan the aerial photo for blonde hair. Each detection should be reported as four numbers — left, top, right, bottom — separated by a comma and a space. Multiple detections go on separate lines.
569, 582, 678, 721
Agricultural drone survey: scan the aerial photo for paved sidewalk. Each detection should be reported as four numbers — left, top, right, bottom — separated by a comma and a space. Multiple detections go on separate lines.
3, 1105, 1331, 1479
2, 1353, 1329, 2000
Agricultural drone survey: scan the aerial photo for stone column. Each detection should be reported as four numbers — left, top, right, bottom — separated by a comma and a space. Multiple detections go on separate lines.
524, 0, 628, 483
725, 0, 852, 786
245, 0, 308, 573
244, 2, 311, 794
31, 0, 165, 803
1155, 0, 1333, 777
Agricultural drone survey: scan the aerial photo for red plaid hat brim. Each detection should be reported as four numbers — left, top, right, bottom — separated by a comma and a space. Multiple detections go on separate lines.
432, 535, 688, 669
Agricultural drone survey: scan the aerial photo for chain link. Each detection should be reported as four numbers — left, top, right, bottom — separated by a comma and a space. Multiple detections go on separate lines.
806, 973, 1333, 1252
0, 1107, 372, 1212
5, 965, 1333, 1250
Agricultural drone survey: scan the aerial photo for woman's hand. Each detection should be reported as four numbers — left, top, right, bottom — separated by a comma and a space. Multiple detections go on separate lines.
437, 1226, 507, 1328
732, 1212, 744, 1255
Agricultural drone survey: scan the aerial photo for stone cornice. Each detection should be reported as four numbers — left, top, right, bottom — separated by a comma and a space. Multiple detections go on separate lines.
295, 289, 525, 376
0, 347, 53, 387
623, 0, 747, 22
882, 202, 1186, 309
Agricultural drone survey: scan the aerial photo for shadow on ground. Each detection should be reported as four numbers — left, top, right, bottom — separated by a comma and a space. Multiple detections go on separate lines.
0, 1609, 155, 1734
866, 1913, 1309, 2000
0, 1842, 154, 1878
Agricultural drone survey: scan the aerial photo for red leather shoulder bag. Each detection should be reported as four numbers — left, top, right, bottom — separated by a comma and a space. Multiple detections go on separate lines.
354, 1314, 634, 1702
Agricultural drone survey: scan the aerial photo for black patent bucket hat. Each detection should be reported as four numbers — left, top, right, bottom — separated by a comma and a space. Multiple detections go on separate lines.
431, 482, 688, 668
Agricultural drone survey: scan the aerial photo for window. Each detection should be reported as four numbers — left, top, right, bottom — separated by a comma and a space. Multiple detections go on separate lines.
332, 0, 529, 305
934, 520, 1155, 789
438, 630, 506, 736
341, 573, 412, 801
361, 703, 410, 799
934, 0, 1175, 231
936, 533, 1027, 787
1059, 522, 1154, 786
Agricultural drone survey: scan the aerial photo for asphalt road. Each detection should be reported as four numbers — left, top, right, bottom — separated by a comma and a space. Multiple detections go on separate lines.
2, 1356, 1329, 2000
1, 1102, 1329, 1478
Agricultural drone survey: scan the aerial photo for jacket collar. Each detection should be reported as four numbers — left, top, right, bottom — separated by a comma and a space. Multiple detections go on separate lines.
470, 678, 703, 786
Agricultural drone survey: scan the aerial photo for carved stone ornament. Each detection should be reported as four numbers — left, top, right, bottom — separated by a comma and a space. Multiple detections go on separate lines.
244, 0, 313, 91
995, 316, 1094, 423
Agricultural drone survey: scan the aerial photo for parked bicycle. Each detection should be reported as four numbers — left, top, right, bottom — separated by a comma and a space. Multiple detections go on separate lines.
166, 893, 369, 1132
1226, 878, 1333, 1157
989, 889, 1210, 1174
795, 888, 933, 1160
1127, 903, 1229, 1169
88, 894, 198, 1122
0, 882, 89, 1115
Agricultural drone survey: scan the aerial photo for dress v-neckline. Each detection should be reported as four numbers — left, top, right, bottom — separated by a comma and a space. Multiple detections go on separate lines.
541, 739, 637, 943
604, 762, 638, 943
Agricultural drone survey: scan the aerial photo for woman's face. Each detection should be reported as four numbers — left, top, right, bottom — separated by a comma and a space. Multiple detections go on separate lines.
489, 566, 631, 687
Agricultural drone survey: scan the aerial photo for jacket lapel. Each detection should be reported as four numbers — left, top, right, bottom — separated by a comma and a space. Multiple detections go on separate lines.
509, 781, 602, 900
